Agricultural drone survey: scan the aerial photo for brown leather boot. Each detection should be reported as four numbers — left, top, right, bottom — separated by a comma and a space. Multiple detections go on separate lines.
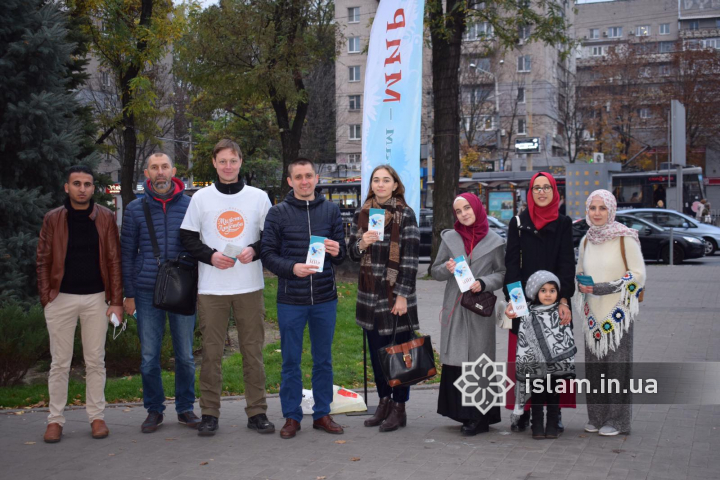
91, 419, 109, 439
379, 401, 406, 432
280, 418, 301, 439
312, 415, 344, 434
364, 397, 394, 427
43, 423, 63, 443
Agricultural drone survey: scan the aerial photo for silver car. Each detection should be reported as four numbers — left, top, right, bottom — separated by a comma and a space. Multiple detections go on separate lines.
621, 208, 720, 256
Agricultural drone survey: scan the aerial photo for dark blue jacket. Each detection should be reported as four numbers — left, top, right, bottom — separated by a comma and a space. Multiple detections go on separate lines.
121, 178, 191, 298
261, 190, 346, 305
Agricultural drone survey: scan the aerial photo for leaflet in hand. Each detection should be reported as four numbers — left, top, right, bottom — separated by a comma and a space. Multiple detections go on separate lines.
369, 208, 386, 240
306, 236, 326, 273
507, 281, 529, 317
453, 255, 475, 293
576, 274, 595, 286
223, 243, 244, 262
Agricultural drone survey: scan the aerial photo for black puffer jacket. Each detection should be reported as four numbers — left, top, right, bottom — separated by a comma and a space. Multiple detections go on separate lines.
261, 190, 346, 305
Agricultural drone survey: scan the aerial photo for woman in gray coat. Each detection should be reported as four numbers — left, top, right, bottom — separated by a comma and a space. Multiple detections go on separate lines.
431, 193, 506, 435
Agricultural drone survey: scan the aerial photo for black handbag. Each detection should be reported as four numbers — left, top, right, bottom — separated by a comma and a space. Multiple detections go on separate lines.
377, 314, 437, 388
142, 198, 198, 316
461, 290, 497, 317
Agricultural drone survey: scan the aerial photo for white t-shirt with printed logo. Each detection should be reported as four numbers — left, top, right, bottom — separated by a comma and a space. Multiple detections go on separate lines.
181, 184, 271, 295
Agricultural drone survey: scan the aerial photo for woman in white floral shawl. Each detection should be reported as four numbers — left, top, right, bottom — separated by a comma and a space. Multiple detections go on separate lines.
574, 189, 645, 436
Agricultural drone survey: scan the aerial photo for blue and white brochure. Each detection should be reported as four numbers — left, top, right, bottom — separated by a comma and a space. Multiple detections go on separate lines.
306, 235, 326, 273
453, 255, 475, 293
507, 281, 529, 317
369, 208, 385, 241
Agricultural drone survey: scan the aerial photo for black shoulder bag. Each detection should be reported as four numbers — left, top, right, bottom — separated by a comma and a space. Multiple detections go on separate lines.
142, 197, 198, 315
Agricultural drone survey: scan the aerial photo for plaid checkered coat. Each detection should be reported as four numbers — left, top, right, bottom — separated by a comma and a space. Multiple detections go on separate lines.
348, 205, 420, 335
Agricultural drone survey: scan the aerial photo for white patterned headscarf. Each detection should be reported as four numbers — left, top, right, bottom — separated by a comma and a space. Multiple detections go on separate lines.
585, 189, 639, 245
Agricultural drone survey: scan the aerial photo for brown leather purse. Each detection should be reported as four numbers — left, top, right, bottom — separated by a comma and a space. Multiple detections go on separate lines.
461, 290, 497, 317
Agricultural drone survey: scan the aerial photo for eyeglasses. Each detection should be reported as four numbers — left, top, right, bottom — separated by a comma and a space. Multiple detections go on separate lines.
532, 185, 553, 194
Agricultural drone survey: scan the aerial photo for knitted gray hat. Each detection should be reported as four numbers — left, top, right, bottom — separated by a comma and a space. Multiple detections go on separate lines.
525, 270, 561, 302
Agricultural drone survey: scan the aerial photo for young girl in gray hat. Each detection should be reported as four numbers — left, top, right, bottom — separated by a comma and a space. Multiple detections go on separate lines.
505, 270, 577, 439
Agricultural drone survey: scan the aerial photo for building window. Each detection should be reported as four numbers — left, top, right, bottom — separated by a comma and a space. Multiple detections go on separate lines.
348, 7, 360, 23
348, 36, 361, 53
660, 41, 674, 53
639, 108, 651, 119
517, 55, 531, 72
101, 71, 110, 89
517, 87, 525, 103
702, 38, 720, 49
469, 57, 491, 72
659, 65, 671, 76
590, 46, 606, 56
689, 20, 699, 30
348, 95, 361, 111
518, 24, 531, 40
349, 124, 361, 140
348, 153, 361, 163
348, 66, 360, 82
608, 27, 622, 38
589, 28, 599, 39
517, 118, 527, 135
464, 22, 494, 41
636, 25, 650, 37
660, 23, 670, 35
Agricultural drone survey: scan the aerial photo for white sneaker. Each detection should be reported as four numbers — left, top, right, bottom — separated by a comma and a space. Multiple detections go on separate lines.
598, 425, 620, 436
584, 424, 598, 433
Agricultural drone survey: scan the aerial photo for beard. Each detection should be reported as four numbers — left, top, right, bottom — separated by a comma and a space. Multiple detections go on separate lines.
153, 177, 171, 192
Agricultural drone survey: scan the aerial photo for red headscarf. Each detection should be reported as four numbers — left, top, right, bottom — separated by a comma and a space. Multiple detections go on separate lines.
527, 172, 560, 230
453, 193, 489, 255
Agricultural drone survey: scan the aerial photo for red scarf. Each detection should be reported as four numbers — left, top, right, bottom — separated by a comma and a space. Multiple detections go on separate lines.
527, 172, 560, 230
453, 193, 489, 255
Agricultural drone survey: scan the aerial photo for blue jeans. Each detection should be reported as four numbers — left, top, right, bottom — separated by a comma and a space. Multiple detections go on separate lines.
135, 290, 196, 414
277, 300, 337, 422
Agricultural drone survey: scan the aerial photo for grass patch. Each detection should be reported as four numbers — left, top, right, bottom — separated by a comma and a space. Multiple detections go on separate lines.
0, 279, 411, 409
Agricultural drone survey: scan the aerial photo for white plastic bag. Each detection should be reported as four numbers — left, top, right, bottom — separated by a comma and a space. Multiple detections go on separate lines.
300, 385, 367, 415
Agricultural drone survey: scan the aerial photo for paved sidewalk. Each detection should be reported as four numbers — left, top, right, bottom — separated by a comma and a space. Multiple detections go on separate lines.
2, 263, 720, 480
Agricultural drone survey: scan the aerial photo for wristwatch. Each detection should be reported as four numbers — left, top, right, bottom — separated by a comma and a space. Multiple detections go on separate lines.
357, 240, 366, 254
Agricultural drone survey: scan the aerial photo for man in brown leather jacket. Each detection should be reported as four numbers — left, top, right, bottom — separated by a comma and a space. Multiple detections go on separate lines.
36, 165, 123, 443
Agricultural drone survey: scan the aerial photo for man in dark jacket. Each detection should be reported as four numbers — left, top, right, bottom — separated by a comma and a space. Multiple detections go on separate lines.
261, 158, 346, 439
37, 165, 123, 443
121, 153, 200, 433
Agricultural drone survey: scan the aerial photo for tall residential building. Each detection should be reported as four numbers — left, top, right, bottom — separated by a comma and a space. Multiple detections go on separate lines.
334, 0, 576, 185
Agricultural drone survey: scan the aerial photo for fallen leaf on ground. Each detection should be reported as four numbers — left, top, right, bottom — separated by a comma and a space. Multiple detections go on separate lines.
317, 477, 327, 480
14, 411, 24, 416
335, 440, 346, 444
578, 435, 587, 438
612, 449, 624, 454
350, 457, 361, 462
164, 438, 177, 441
24, 441, 36, 445
123, 409, 132, 412
200, 462, 208, 466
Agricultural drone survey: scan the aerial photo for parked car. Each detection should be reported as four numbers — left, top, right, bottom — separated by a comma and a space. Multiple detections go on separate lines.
418, 209, 507, 257
620, 208, 720, 256
572, 214, 706, 264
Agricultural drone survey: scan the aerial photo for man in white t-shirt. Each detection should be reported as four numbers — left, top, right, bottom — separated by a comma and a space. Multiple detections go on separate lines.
179, 139, 274, 437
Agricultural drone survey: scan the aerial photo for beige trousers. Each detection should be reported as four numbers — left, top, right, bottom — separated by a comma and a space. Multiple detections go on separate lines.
197, 290, 267, 418
44, 292, 108, 425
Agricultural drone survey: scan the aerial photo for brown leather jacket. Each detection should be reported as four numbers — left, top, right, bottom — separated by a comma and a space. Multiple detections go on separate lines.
36, 203, 123, 307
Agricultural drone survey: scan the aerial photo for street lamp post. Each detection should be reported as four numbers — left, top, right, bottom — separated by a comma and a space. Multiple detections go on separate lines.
469, 63, 503, 171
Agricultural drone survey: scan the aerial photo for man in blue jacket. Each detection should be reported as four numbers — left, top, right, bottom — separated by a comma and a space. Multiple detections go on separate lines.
261, 158, 346, 439
121, 153, 199, 433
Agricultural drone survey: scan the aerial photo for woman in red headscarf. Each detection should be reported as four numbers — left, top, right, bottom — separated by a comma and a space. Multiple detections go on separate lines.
503, 172, 577, 435
430, 193, 507, 436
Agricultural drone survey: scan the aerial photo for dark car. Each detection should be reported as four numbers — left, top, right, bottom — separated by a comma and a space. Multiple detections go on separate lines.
572, 215, 706, 264
418, 210, 507, 257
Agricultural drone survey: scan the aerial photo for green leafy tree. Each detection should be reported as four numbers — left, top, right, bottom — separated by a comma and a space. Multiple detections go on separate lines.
177, 0, 337, 196
427, 0, 575, 262
0, 0, 98, 301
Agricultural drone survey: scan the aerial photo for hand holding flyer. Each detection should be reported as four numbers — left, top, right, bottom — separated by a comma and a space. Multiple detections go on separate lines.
368, 208, 385, 241
452, 255, 475, 293
222, 243, 244, 262
507, 281, 529, 317
306, 236, 327, 273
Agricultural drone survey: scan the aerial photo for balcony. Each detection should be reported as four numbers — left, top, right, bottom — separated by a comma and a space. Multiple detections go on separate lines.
680, 28, 720, 39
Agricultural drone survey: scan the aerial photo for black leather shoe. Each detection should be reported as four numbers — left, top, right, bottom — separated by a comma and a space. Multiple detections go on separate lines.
460, 419, 489, 436
511, 410, 530, 432
247, 413, 275, 434
178, 411, 200, 429
197, 415, 219, 436
141, 411, 164, 433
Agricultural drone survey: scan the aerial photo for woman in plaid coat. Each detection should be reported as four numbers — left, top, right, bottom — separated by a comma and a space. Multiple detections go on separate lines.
348, 165, 420, 433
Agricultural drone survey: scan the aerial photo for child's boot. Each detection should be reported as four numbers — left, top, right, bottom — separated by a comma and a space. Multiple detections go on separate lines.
545, 393, 561, 439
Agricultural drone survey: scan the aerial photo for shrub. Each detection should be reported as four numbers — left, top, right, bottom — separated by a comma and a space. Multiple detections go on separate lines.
0, 302, 49, 386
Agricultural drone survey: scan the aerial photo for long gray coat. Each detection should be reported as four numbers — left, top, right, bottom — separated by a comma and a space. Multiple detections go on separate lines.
430, 229, 506, 366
